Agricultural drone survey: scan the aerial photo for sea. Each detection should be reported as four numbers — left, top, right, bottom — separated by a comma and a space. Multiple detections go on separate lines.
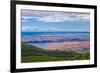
22, 32, 90, 36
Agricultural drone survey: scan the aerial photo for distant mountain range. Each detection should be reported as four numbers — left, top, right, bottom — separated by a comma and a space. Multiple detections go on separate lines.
22, 35, 90, 43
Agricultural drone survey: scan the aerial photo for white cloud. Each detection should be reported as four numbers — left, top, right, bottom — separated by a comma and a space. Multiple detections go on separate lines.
22, 25, 63, 32
49, 28, 59, 30
21, 16, 38, 23
22, 26, 39, 31
22, 16, 32, 19
22, 10, 90, 23
44, 27, 60, 31
37, 13, 90, 22
22, 16, 38, 19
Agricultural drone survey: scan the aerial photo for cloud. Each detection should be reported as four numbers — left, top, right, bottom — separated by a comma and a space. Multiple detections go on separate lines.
22, 26, 39, 32
22, 19, 28, 23
22, 16, 38, 19
22, 25, 62, 32
21, 16, 37, 23
43, 27, 60, 31
22, 10, 90, 23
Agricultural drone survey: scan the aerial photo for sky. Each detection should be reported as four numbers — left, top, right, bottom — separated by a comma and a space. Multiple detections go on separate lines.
21, 10, 90, 32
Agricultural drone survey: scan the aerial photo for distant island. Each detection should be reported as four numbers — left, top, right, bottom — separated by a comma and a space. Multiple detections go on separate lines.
21, 32, 90, 43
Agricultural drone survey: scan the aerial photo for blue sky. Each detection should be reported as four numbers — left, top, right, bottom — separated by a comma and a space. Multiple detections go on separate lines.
21, 10, 90, 32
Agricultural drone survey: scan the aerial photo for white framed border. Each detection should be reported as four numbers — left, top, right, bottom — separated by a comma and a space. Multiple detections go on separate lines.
16, 4, 95, 69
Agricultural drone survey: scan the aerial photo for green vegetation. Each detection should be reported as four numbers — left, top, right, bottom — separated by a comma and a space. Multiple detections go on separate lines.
21, 43, 90, 63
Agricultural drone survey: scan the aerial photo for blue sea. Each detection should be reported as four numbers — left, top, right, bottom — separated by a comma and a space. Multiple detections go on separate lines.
22, 32, 90, 36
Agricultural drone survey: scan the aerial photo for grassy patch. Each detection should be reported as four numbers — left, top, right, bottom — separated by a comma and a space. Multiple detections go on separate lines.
21, 55, 68, 63
21, 43, 90, 63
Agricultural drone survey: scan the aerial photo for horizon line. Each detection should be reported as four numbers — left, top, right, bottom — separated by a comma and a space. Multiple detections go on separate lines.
22, 31, 90, 32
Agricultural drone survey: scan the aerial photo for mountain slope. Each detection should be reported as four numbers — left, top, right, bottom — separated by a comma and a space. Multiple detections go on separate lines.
21, 43, 90, 63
